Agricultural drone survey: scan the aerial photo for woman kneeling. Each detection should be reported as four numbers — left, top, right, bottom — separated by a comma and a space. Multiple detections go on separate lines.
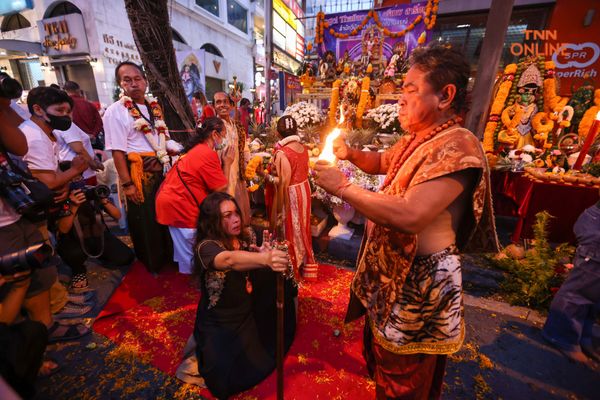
193, 192, 297, 399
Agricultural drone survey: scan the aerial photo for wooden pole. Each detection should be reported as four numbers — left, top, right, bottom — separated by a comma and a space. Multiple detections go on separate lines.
464, 0, 515, 138
276, 271, 284, 400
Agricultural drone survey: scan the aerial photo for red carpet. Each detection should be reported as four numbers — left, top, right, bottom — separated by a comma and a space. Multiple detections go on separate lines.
93, 263, 375, 399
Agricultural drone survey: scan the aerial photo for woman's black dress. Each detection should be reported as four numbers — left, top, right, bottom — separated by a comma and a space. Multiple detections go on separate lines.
194, 240, 297, 399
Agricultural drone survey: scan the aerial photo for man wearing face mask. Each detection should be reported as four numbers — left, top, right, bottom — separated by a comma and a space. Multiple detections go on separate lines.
20, 87, 88, 192
213, 91, 251, 226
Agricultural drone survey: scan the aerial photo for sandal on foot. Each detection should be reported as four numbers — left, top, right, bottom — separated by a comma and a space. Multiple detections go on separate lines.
47, 321, 91, 343
67, 291, 95, 304
69, 273, 91, 293
38, 357, 61, 378
54, 301, 93, 319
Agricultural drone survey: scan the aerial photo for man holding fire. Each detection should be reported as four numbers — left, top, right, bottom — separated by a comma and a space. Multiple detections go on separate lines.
314, 44, 499, 398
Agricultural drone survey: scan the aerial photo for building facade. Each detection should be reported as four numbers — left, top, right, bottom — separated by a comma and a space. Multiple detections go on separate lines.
0, 0, 257, 106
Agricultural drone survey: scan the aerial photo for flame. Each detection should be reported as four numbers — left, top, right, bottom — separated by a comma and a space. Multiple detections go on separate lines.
318, 105, 344, 164
596, 110, 600, 121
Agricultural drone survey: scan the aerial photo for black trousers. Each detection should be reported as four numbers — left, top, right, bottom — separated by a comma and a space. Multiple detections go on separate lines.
56, 228, 134, 275
0, 320, 47, 399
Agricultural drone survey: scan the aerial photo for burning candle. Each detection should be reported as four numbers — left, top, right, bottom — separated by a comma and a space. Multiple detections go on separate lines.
318, 105, 345, 165
573, 110, 600, 170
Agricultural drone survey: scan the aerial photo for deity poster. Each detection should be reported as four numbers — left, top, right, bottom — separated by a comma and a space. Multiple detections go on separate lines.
176, 49, 206, 103
317, 2, 427, 64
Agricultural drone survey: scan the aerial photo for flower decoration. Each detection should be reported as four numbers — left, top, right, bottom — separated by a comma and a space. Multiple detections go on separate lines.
312, 160, 380, 208
314, 0, 439, 44
283, 101, 326, 131
365, 103, 401, 133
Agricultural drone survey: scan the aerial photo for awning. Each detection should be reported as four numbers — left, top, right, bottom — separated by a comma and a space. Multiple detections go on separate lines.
0, 39, 42, 55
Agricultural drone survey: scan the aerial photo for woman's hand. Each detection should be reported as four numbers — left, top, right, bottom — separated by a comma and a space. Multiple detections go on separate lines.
250, 230, 273, 253
69, 189, 87, 207
265, 249, 289, 272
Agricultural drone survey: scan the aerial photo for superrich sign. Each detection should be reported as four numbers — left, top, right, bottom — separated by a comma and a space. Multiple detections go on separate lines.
37, 13, 90, 56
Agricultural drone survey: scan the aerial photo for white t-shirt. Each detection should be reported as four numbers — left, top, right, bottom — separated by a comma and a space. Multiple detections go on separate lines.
0, 198, 20, 228
19, 119, 59, 172
103, 101, 158, 154
54, 123, 96, 180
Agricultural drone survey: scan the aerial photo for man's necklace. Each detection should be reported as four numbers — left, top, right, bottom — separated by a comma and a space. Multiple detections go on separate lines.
133, 100, 155, 128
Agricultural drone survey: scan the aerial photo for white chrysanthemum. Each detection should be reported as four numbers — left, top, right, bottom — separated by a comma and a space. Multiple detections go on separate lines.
133, 118, 150, 131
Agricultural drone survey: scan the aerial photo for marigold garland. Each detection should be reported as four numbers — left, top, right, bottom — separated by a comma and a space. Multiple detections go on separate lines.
355, 76, 371, 128
245, 155, 263, 181
501, 105, 524, 131
482, 64, 517, 153
543, 61, 568, 116
532, 112, 554, 146
329, 79, 342, 126
578, 89, 600, 139
314, 0, 439, 44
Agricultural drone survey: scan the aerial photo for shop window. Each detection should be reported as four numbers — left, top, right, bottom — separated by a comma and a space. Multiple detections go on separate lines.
196, 0, 219, 17
430, 5, 552, 71
227, 0, 247, 34
1, 13, 31, 32
44, 1, 82, 18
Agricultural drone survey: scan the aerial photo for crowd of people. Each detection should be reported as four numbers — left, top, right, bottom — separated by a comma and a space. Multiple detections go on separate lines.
2, 43, 594, 400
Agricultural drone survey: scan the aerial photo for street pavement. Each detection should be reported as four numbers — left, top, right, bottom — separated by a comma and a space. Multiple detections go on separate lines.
33, 256, 599, 400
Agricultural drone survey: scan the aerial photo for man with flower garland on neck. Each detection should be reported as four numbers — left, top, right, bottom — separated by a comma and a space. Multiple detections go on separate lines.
103, 61, 173, 273
315, 44, 499, 399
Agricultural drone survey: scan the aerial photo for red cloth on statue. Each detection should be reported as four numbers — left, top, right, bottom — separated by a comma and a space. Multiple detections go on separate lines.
156, 143, 227, 228
279, 145, 316, 276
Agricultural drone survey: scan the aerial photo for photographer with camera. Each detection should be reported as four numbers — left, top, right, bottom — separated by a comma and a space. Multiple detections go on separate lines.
0, 78, 85, 398
52, 176, 134, 295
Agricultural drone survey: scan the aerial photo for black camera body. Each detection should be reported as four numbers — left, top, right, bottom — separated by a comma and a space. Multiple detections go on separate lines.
0, 73, 23, 100
83, 184, 110, 201
0, 242, 53, 277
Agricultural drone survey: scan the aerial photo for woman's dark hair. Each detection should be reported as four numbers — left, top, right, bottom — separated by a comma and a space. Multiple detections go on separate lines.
408, 43, 471, 114
114, 61, 145, 84
27, 86, 74, 114
192, 192, 245, 277
184, 117, 224, 152
277, 115, 298, 138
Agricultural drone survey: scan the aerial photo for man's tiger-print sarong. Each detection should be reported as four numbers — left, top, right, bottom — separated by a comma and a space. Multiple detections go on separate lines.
375, 245, 464, 354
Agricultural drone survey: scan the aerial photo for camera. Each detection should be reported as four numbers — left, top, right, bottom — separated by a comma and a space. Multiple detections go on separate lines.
69, 180, 110, 202
0, 72, 23, 99
0, 168, 39, 215
0, 242, 53, 277
84, 184, 110, 201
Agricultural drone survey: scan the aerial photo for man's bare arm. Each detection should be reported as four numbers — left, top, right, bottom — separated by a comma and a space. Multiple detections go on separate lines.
0, 106, 27, 156
112, 150, 132, 183
342, 169, 478, 234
